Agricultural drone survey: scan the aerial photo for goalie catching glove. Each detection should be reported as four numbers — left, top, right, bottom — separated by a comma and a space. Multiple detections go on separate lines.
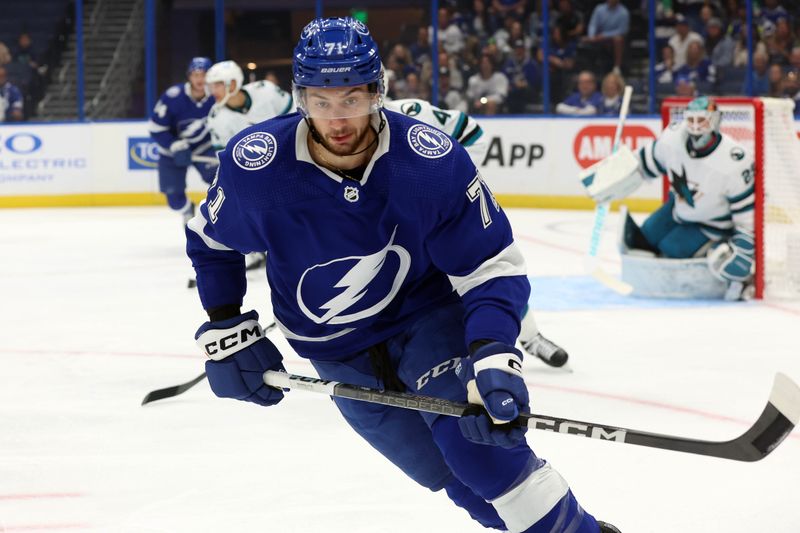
455, 342, 529, 448
579, 145, 645, 204
196, 310, 287, 406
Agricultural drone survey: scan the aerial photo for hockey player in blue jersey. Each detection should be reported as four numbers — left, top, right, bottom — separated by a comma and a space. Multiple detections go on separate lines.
148, 57, 217, 224
187, 17, 618, 533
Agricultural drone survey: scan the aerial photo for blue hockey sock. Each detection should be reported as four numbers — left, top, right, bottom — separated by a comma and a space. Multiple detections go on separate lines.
166, 192, 189, 211
443, 476, 506, 530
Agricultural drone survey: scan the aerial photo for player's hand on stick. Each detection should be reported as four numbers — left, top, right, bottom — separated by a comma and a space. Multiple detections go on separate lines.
455, 342, 529, 448
195, 310, 286, 406
170, 139, 192, 168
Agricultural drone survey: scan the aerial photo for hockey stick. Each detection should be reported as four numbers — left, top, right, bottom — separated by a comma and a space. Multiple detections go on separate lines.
141, 322, 277, 406
264, 370, 800, 462
191, 154, 219, 165
585, 86, 634, 296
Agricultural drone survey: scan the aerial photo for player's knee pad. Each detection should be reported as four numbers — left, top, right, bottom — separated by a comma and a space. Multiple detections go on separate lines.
443, 476, 506, 530
165, 192, 188, 211
430, 415, 533, 500
491, 466, 598, 533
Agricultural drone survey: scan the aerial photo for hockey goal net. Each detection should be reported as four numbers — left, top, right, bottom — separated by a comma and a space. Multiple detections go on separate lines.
661, 97, 800, 300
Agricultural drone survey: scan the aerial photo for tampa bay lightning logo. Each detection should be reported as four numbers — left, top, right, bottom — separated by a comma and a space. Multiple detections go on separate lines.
407, 123, 452, 159
233, 132, 277, 171
352, 20, 369, 35
296, 227, 411, 325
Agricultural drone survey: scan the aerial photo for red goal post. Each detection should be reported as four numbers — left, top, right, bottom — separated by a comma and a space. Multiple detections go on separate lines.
661, 97, 800, 300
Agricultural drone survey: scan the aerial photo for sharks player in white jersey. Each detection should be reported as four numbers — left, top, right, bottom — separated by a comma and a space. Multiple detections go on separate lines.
186, 17, 618, 533
205, 60, 293, 270
205, 60, 294, 150
388, 96, 568, 366
583, 96, 755, 300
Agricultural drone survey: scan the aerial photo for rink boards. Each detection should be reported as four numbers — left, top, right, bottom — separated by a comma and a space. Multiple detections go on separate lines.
1, 116, 798, 210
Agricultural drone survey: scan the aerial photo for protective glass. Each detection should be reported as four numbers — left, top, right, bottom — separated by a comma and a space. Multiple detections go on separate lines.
295, 87, 382, 119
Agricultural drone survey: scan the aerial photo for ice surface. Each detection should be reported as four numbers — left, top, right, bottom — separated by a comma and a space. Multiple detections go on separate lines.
1, 206, 798, 532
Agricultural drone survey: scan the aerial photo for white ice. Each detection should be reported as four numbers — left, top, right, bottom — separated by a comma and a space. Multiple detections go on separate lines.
1, 206, 798, 533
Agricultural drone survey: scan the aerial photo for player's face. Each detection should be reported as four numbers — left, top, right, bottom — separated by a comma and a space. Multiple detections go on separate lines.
209, 81, 228, 103
188, 70, 206, 92
305, 86, 376, 156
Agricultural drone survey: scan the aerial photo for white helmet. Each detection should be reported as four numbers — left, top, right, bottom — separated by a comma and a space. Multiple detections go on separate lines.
206, 60, 244, 107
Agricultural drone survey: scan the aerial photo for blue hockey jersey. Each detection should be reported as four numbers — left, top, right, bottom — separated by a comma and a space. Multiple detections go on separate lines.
148, 83, 214, 156
186, 110, 529, 360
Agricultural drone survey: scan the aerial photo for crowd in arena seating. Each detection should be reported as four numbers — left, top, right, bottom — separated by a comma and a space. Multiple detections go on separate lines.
381, 0, 800, 116
0, 32, 49, 122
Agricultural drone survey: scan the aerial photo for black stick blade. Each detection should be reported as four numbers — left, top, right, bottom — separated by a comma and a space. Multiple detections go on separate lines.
141, 372, 207, 405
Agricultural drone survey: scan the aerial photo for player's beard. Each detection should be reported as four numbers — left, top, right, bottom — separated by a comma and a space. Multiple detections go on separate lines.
319, 120, 374, 157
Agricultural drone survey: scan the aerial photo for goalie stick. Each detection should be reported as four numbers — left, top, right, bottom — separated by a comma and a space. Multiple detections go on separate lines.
586, 85, 634, 296
140, 322, 277, 405
263, 370, 800, 462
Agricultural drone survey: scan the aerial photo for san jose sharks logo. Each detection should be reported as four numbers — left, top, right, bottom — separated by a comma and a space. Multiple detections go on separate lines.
670, 165, 697, 207
400, 101, 422, 117
296, 227, 411, 325
233, 131, 277, 171
407, 123, 452, 159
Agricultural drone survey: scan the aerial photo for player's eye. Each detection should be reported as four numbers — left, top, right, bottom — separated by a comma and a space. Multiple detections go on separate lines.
343, 97, 359, 106
314, 101, 330, 109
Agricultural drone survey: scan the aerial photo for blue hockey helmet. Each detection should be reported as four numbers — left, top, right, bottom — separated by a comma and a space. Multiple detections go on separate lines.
187, 57, 213, 75
293, 17, 384, 119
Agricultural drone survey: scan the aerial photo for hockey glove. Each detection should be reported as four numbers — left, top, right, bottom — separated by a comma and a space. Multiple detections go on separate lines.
455, 342, 529, 448
708, 233, 754, 300
170, 139, 192, 168
196, 310, 286, 407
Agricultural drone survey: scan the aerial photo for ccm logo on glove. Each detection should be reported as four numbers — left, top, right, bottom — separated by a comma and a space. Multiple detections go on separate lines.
198, 318, 263, 360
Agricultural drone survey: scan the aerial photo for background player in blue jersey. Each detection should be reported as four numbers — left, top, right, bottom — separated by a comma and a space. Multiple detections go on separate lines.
148, 57, 217, 224
186, 18, 618, 533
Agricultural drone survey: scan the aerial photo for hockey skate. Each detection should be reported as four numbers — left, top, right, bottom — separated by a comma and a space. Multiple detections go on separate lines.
520, 333, 569, 368
181, 201, 196, 226
598, 521, 621, 532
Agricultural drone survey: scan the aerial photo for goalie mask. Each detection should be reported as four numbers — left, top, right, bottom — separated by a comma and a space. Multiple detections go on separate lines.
684, 96, 721, 147
206, 60, 244, 108
292, 17, 384, 120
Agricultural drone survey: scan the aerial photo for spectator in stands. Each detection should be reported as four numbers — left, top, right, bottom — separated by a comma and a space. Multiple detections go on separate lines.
552, 0, 585, 44
0, 66, 24, 122
431, 7, 465, 55
0, 42, 10, 66
673, 74, 697, 97
394, 70, 428, 100
674, 41, 716, 86
768, 64, 785, 96
468, 0, 492, 40
439, 66, 469, 113
655, 44, 676, 83
556, 70, 603, 116
492, 16, 517, 55
13, 33, 40, 72
503, 39, 540, 113
767, 17, 796, 66
781, 70, 800, 116
746, 50, 772, 96
492, 0, 526, 22
466, 54, 508, 115
539, 25, 577, 101
706, 17, 735, 67
668, 14, 704, 69
759, 0, 789, 27
583, 0, 630, 74
790, 46, 800, 72
439, 50, 464, 91
409, 26, 432, 66
733, 25, 767, 67
599, 71, 624, 116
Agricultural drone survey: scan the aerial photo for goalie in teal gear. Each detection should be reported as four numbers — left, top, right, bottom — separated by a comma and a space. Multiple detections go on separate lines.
580, 96, 756, 300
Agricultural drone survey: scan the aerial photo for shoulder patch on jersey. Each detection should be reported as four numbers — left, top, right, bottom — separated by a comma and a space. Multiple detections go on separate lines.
407, 123, 453, 159
400, 101, 422, 117
730, 146, 745, 161
166, 86, 181, 98
232, 131, 277, 171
